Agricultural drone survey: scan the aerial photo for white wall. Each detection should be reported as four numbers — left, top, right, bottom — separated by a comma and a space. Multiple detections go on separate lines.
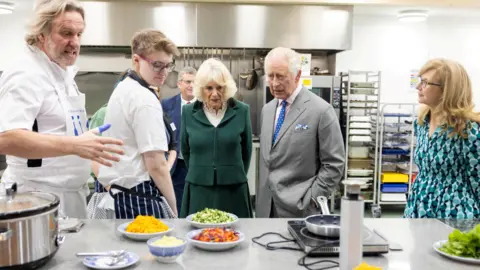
2, 4, 480, 108
336, 14, 480, 109
0, 5, 33, 70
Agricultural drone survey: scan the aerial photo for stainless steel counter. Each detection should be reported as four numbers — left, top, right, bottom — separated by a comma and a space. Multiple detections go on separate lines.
37, 218, 478, 270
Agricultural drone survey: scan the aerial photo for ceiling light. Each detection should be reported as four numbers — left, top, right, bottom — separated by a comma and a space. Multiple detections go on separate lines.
397, 10, 428, 23
0, 1, 14, 15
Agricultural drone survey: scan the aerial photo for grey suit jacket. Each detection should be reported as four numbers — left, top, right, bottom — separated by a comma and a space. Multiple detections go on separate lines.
256, 88, 345, 218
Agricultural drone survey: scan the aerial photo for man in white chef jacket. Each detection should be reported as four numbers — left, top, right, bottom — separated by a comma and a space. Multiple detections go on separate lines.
0, 0, 120, 218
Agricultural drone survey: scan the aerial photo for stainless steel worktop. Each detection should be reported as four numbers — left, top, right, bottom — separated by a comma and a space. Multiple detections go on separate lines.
38, 218, 478, 270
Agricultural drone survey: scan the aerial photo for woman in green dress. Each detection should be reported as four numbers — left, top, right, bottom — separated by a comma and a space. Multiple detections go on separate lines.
180, 58, 253, 218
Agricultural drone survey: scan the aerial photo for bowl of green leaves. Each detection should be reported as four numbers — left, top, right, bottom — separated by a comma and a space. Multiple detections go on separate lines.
186, 208, 239, 229
433, 223, 480, 264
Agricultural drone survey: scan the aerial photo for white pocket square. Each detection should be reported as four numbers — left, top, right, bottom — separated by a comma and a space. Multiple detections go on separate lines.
295, 124, 309, 131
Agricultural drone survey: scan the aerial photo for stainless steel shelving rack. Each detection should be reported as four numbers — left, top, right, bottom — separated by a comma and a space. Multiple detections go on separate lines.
341, 71, 381, 208
372, 103, 418, 217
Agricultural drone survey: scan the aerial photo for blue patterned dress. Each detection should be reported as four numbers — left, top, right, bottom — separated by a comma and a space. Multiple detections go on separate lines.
403, 116, 480, 219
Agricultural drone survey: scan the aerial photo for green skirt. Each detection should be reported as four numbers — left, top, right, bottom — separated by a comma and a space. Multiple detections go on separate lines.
180, 181, 253, 218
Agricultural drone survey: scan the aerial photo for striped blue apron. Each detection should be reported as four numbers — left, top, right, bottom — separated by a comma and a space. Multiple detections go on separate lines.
107, 69, 172, 219
109, 181, 166, 219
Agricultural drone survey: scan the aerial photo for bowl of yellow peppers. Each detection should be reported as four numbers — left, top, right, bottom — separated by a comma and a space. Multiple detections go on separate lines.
354, 262, 381, 270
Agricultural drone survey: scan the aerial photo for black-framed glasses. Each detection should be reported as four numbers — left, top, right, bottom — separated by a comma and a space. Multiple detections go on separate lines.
418, 79, 442, 89
138, 55, 175, 73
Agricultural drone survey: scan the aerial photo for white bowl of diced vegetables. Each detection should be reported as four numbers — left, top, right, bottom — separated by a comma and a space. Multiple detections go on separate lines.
186, 208, 239, 229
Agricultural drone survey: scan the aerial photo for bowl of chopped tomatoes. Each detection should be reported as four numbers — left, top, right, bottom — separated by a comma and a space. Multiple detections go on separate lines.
185, 228, 245, 251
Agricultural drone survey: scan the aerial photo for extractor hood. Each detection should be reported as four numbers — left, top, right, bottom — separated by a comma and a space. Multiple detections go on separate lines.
80, 1, 353, 53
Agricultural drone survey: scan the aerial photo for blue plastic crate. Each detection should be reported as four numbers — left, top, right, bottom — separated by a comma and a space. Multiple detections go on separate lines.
381, 183, 409, 193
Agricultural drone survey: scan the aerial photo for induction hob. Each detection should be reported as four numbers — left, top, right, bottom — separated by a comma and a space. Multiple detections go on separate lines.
287, 220, 389, 256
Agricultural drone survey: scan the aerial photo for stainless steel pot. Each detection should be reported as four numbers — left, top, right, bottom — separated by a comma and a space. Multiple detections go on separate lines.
305, 196, 341, 237
0, 183, 63, 269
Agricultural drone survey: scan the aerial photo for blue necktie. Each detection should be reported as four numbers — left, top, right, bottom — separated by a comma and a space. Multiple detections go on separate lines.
273, 100, 288, 144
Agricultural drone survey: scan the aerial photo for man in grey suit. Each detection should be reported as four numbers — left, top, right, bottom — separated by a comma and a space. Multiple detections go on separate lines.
256, 47, 345, 218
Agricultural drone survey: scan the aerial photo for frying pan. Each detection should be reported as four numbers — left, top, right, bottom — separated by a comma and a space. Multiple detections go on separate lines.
305, 196, 341, 237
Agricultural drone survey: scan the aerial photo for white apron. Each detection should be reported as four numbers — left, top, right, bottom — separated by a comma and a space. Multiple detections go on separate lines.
2, 47, 90, 218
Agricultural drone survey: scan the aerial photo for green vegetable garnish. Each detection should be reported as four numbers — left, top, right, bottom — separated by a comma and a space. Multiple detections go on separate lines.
191, 208, 235, 224
439, 224, 480, 259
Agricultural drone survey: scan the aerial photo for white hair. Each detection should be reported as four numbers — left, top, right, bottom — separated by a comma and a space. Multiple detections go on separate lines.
193, 58, 237, 102
264, 47, 301, 76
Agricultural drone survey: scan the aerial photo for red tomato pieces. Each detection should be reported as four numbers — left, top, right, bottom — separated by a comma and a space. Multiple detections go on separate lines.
193, 228, 239, 243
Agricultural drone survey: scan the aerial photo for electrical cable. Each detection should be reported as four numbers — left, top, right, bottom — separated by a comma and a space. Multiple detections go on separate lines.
252, 232, 340, 270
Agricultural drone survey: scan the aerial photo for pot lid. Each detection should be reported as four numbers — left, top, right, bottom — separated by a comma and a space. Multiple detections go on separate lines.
0, 183, 59, 220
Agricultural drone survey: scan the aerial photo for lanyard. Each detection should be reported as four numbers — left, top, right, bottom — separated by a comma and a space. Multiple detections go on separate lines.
123, 69, 159, 100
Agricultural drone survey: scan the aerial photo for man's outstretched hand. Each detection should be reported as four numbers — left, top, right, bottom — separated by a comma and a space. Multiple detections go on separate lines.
72, 124, 124, 166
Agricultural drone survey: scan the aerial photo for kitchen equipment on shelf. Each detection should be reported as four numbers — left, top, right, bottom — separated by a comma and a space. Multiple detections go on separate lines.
373, 104, 417, 217
305, 196, 340, 237
348, 146, 370, 159
0, 182, 64, 269
341, 71, 381, 209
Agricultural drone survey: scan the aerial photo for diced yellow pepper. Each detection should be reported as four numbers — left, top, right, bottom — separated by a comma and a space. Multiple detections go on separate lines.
354, 262, 382, 270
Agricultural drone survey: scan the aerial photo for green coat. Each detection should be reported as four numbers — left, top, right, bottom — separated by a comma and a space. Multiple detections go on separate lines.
179, 98, 253, 218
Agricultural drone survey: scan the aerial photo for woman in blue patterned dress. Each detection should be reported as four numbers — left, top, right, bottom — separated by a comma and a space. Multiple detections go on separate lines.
404, 58, 480, 219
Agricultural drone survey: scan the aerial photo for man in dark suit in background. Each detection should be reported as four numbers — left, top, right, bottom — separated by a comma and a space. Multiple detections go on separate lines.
161, 67, 197, 213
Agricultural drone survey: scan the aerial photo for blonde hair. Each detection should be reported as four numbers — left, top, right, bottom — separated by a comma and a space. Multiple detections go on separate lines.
25, 0, 85, 46
193, 58, 237, 102
417, 58, 480, 137
131, 29, 180, 57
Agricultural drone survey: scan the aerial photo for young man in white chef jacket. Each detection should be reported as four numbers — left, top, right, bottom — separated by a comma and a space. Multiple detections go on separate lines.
0, 1, 122, 218
97, 29, 180, 219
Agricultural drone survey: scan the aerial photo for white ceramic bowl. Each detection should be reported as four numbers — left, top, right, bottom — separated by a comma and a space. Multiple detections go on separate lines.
186, 229, 245, 251
147, 236, 187, 264
117, 221, 174, 241
186, 213, 239, 229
